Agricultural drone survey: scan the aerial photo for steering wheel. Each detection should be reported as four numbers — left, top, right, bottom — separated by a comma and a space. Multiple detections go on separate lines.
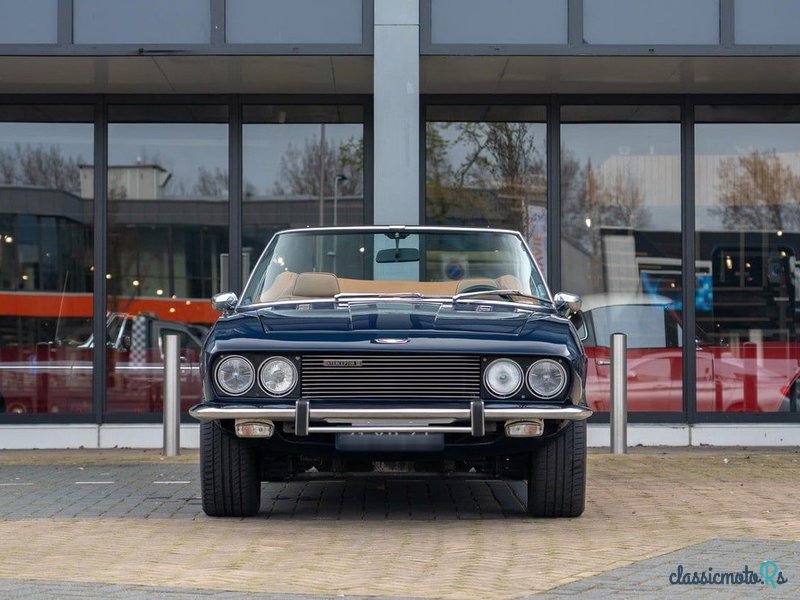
458, 284, 500, 294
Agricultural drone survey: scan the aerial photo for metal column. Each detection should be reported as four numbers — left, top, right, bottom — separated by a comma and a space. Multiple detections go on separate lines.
373, 0, 419, 224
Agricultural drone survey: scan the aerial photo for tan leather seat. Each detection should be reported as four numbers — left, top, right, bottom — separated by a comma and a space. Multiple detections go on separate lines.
338, 278, 458, 296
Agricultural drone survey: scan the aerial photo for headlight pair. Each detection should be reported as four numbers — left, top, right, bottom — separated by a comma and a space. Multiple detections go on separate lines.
484, 358, 567, 399
214, 355, 297, 397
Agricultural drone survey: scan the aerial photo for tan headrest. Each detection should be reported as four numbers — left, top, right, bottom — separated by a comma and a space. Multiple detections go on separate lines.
260, 270, 298, 302
495, 274, 524, 291
455, 278, 498, 293
292, 272, 340, 298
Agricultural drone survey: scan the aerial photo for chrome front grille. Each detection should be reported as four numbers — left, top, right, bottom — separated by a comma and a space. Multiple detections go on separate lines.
301, 354, 481, 400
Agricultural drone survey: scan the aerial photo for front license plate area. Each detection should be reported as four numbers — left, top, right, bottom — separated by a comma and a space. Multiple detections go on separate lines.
335, 432, 445, 452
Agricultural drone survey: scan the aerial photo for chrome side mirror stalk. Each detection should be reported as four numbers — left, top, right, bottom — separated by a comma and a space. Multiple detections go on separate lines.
211, 292, 238, 314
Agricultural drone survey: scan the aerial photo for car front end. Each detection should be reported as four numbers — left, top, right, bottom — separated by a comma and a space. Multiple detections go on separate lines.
190, 226, 591, 518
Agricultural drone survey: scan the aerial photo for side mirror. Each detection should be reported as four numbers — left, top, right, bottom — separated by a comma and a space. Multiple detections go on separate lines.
554, 292, 582, 317
211, 292, 238, 314
554, 292, 587, 340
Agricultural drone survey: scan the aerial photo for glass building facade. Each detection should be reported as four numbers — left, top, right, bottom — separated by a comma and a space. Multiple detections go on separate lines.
1, 0, 799, 438
0, 99, 368, 421
423, 98, 800, 423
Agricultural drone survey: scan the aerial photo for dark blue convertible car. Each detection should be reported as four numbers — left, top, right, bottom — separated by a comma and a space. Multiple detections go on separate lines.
190, 226, 591, 518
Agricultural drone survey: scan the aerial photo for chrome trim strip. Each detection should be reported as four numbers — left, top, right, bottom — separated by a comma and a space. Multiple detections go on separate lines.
238, 226, 531, 310
251, 296, 547, 312
272, 225, 524, 236
312, 407, 470, 419
191, 406, 296, 420
484, 407, 590, 420
189, 404, 593, 423
309, 426, 472, 434
238, 226, 553, 310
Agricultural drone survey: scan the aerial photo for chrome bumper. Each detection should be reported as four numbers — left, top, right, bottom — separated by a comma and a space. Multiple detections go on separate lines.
189, 400, 592, 436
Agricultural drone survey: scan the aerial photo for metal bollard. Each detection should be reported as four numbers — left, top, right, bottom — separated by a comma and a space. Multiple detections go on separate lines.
610, 332, 627, 454
163, 333, 180, 456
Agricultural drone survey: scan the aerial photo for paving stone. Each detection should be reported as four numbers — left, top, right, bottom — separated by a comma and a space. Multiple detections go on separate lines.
1, 452, 800, 598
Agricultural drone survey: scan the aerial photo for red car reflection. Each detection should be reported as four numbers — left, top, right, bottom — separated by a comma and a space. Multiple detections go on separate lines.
580, 294, 798, 413
0, 313, 205, 415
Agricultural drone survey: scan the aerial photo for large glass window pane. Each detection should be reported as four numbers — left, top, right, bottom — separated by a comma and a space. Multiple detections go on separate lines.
735, 0, 800, 45
425, 105, 548, 277
242, 105, 365, 274
106, 106, 228, 415
584, 0, 719, 45
0, 107, 93, 416
561, 106, 682, 413
431, 0, 567, 45
226, 0, 362, 44
74, 0, 210, 44
0, 0, 58, 44
696, 108, 800, 413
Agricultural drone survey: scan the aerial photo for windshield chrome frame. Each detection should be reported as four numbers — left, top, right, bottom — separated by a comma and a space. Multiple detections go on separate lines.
255, 296, 547, 313
237, 226, 553, 311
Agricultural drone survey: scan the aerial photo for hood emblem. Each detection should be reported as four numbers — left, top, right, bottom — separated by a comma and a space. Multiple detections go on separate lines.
323, 359, 362, 367
373, 338, 409, 344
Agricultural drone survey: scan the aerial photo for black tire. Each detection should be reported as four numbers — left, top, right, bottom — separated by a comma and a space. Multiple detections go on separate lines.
526, 419, 587, 518
200, 421, 262, 517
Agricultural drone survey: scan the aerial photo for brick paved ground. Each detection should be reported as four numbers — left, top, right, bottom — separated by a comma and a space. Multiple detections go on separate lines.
0, 449, 798, 598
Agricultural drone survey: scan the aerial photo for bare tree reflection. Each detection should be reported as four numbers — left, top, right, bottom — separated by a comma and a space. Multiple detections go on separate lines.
712, 150, 800, 231
0, 144, 83, 192
269, 135, 363, 198
425, 122, 546, 231
561, 152, 650, 255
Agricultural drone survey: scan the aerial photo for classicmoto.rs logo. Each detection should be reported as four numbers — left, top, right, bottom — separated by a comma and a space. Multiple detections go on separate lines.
668, 562, 788, 588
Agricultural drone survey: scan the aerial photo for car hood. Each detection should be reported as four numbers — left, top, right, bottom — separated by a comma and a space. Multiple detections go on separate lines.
206, 303, 585, 373
257, 303, 547, 336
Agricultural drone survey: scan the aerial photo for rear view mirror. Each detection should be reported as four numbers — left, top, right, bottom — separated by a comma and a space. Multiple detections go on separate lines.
375, 247, 420, 263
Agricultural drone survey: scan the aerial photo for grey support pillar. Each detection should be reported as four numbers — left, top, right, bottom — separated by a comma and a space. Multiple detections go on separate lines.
373, 0, 420, 225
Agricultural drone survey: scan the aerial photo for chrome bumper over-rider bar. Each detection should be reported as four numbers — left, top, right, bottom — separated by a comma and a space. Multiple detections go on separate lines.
189, 400, 593, 436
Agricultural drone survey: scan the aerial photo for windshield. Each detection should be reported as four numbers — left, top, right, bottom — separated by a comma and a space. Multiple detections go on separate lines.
240, 229, 549, 306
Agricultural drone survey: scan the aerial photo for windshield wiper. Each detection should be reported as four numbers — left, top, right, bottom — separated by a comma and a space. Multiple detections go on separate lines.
334, 292, 424, 301
452, 289, 553, 305
334, 292, 450, 305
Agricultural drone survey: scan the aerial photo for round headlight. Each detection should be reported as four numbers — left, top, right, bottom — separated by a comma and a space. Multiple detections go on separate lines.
214, 355, 255, 396
527, 359, 568, 399
259, 357, 298, 397
484, 358, 523, 398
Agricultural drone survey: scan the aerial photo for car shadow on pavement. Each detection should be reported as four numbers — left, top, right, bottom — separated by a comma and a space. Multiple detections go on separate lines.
258, 475, 530, 520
